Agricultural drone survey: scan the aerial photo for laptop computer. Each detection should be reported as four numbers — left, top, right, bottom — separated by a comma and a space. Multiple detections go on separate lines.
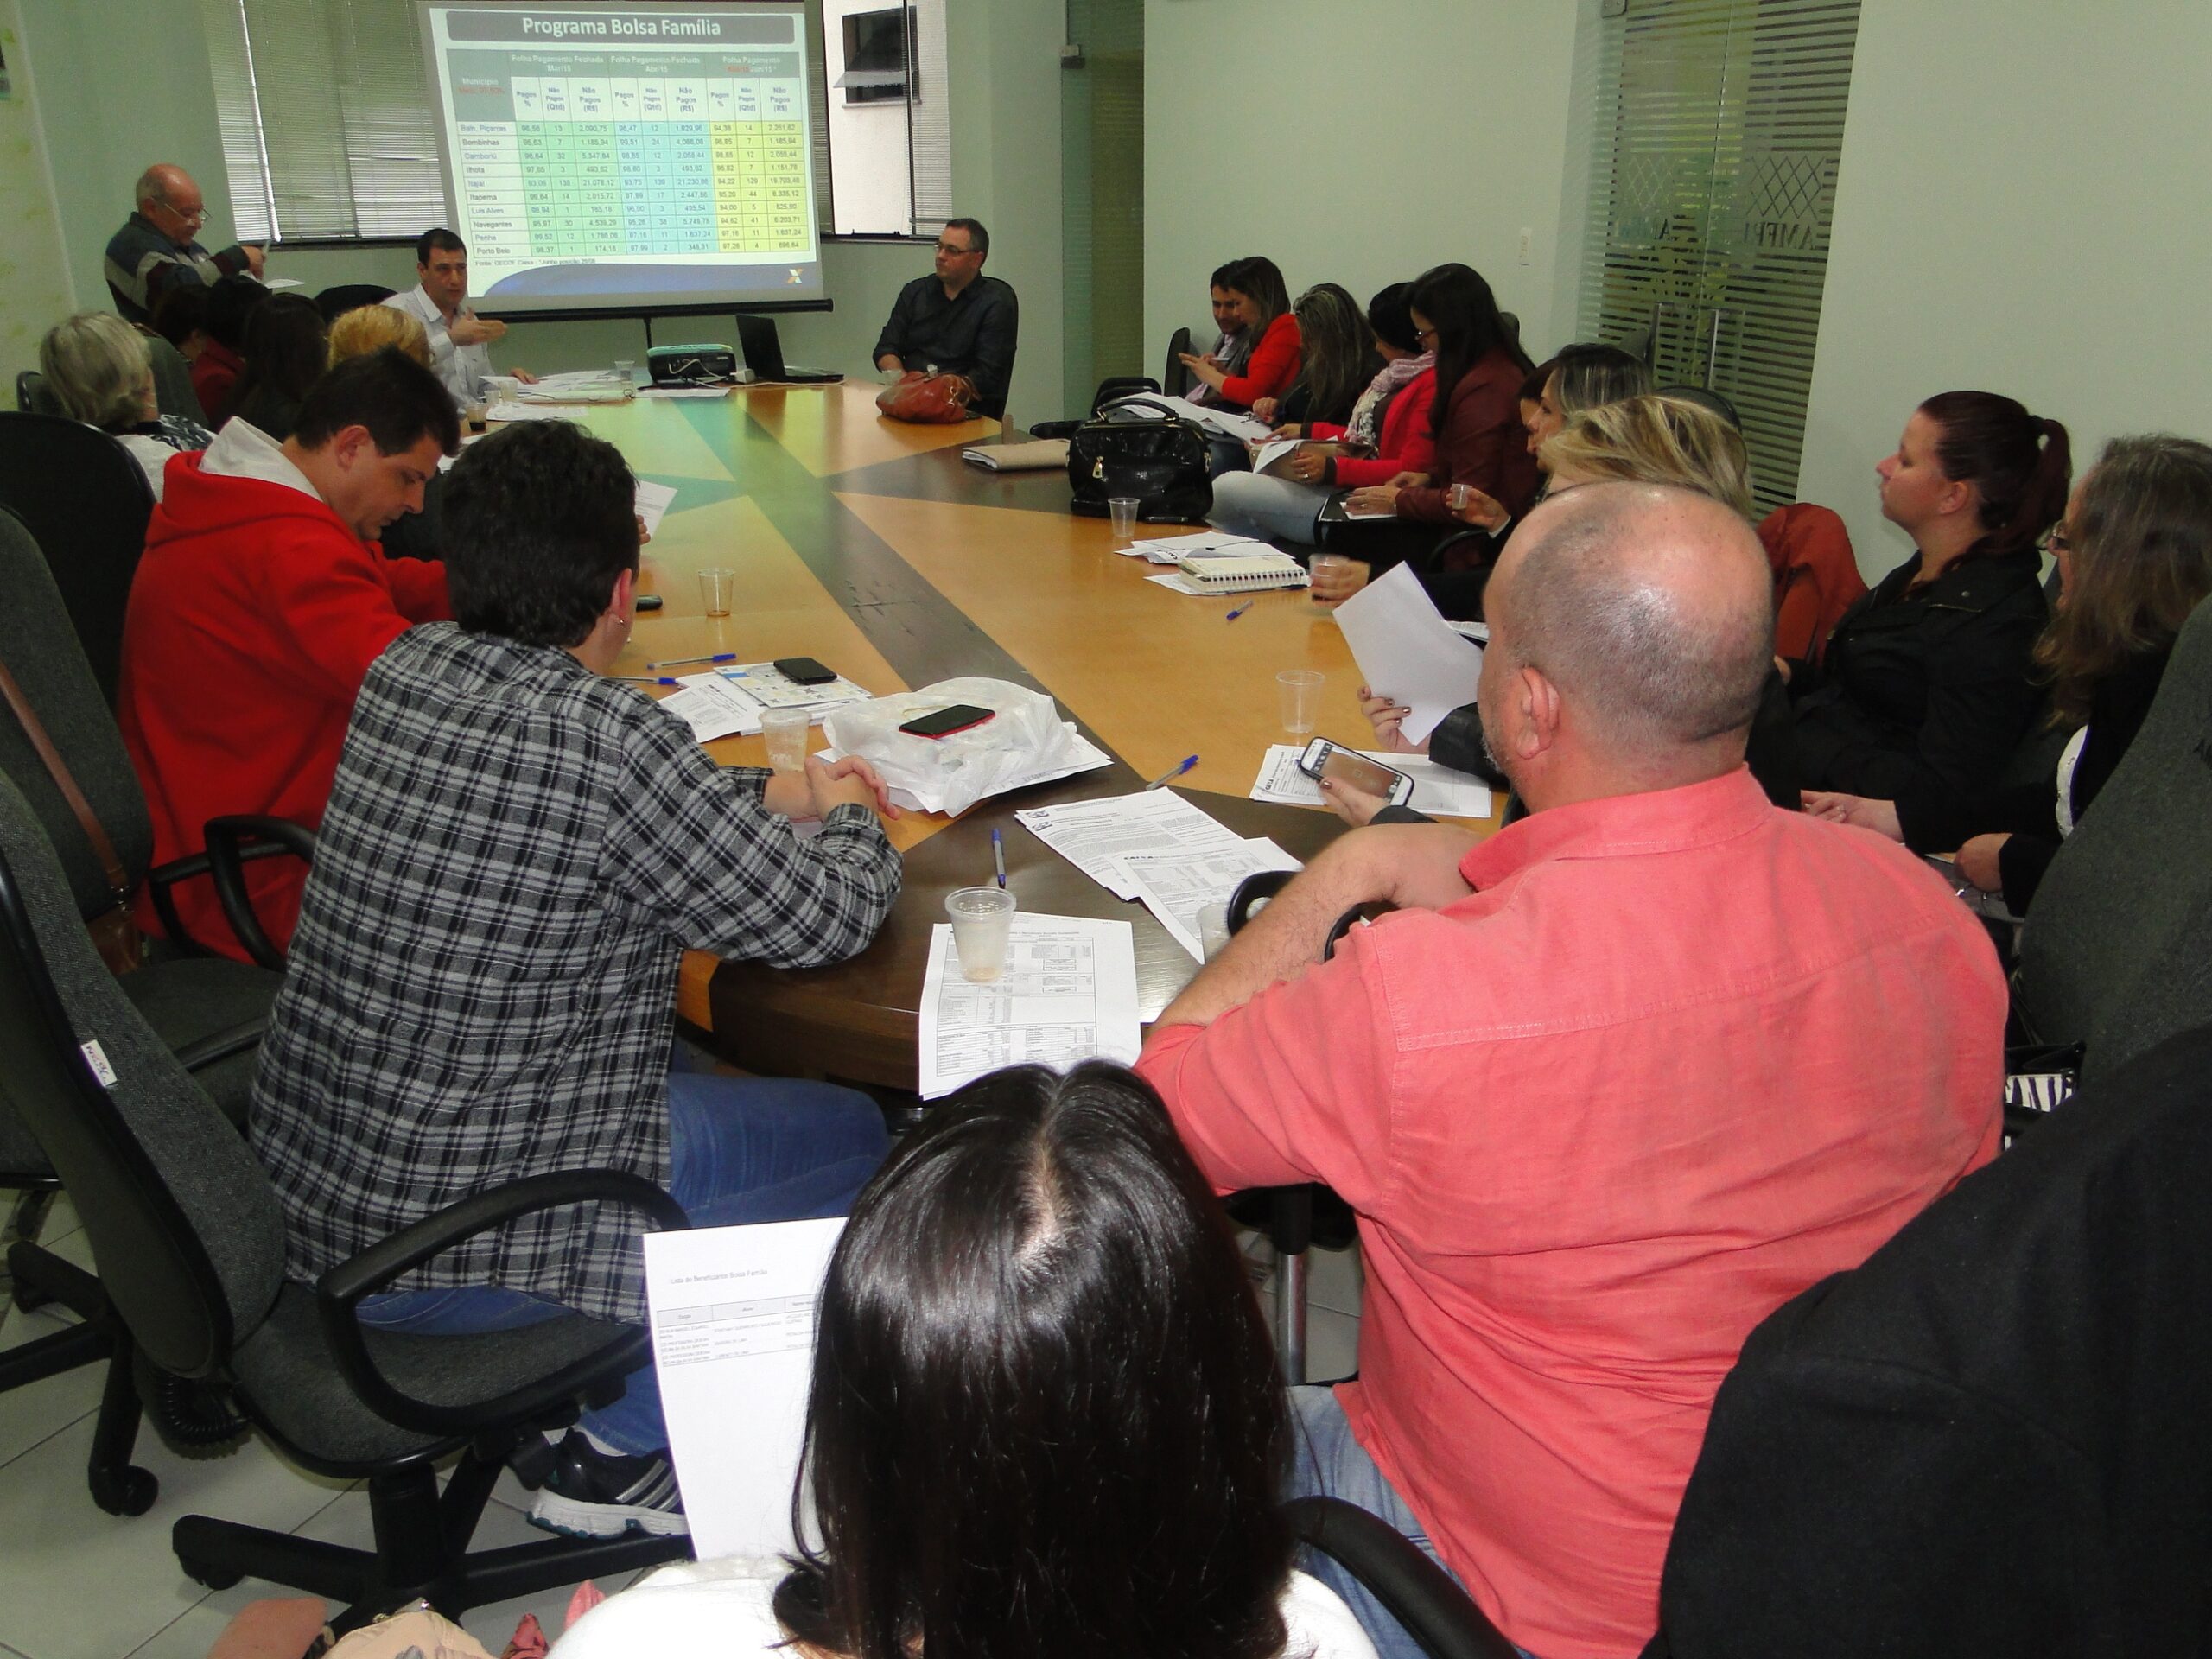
734, 313, 842, 385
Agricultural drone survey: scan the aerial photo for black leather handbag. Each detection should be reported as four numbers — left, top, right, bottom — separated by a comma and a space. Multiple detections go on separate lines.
1067, 397, 1212, 523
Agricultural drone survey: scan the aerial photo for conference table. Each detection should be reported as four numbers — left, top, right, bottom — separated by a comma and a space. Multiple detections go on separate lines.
541, 380, 1505, 1092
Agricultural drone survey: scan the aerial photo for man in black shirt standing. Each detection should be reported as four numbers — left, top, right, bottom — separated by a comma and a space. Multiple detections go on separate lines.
872, 217, 1019, 420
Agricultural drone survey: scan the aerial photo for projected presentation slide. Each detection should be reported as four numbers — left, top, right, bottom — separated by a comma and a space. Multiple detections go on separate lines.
422, 4, 825, 313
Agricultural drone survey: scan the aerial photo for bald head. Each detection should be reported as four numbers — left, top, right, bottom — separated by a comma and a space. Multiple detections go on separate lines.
1487, 481, 1773, 767
136, 165, 195, 210
135, 165, 208, 248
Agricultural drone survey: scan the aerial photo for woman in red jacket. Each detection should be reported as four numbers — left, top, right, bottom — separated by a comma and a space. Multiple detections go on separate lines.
1179, 256, 1300, 412
1206, 282, 1431, 546
1311, 264, 1540, 601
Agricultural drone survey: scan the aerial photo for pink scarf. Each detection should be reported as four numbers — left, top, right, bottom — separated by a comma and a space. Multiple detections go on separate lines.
1345, 351, 1433, 453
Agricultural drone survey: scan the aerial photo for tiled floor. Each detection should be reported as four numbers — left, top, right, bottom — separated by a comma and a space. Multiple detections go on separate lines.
0, 1201, 1361, 1659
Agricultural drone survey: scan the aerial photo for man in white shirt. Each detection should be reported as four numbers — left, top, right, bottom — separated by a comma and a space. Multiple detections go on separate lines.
382, 228, 536, 406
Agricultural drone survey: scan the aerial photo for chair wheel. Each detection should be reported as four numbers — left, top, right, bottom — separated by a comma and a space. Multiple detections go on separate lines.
180, 1555, 243, 1591
92, 1465, 158, 1516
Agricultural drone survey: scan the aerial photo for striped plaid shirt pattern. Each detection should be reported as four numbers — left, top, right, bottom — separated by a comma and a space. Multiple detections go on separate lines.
248, 625, 900, 1320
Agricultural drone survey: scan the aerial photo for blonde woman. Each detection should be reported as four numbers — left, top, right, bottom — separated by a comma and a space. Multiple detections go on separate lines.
327, 302, 432, 367
38, 311, 213, 501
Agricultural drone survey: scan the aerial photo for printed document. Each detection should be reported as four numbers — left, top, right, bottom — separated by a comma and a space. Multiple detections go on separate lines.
1249, 744, 1493, 819
633, 479, 677, 538
918, 915, 1142, 1099
1118, 839, 1304, 963
1332, 562, 1485, 742
1014, 790, 1248, 900
643, 1217, 844, 1562
1115, 528, 1274, 566
1122, 394, 1271, 442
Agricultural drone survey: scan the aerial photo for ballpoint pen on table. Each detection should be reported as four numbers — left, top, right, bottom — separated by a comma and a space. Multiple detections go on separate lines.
1144, 754, 1198, 791
992, 827, 1006, 889
645, 652, 738, 670
613, 676, 681, 686
1224, 599, 1254, 622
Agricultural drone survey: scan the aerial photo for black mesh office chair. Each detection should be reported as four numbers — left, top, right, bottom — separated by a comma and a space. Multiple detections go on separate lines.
314, 283, 397, 323
0, 770, 692, 1627
0, 413, 156, 708
1163, 326, 1194, 397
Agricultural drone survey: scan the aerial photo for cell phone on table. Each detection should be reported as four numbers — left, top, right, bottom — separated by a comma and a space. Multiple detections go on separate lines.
633, 594, 664, 612
774, 655, 836, 684
899, 703, 996, 739
1298, 738, 1416, 808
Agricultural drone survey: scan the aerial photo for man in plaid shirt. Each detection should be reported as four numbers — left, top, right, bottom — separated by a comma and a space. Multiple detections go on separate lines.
249, 418, 902, 1538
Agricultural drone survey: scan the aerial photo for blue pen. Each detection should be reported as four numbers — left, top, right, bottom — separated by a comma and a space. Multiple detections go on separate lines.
645, 651, 738, 670
1224, 599, 1254, 622
613, 675, 681, 686
1144, 754, 1198, 791
992, 827, 1007, 889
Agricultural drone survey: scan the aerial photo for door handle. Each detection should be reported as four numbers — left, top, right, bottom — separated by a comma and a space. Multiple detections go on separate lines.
1705, 307, 1735, 388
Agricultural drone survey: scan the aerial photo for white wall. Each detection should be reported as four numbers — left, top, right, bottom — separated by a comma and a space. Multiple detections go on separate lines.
0, 0, 78, 390
1144, 0, 1582, 361
1786, 0, 2212, 578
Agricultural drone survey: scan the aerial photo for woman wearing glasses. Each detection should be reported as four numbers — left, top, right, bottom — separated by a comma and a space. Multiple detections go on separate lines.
1783, 391, 2068, 855
1806, 435, 2212, 913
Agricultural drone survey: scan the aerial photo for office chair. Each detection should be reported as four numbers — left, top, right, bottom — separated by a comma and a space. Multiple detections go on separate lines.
143, 333, 202, 424
314, 283, 397, 323
1163, 326, 1193, 397
0, 413, 156, 708
0, 771, 693, 1627
16, 371, 59, 416
1286, 1497, 1518, 1659
2015, 594, 2212, 1084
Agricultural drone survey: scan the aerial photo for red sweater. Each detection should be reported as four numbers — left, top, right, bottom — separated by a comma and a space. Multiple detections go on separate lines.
1396, 348, 1541, 524
1759, 502, 1868, 665
191, 340, 245, 425
1218, 313, 1301, 408
118, 451, 450, 961
1317, 370, 1439, 490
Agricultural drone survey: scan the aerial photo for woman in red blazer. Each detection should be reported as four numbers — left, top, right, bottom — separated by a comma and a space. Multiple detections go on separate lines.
1179, 256, 1300, 411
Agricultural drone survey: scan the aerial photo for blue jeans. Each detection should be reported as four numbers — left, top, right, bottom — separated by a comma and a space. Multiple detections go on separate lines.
357, 1072, 888, 1455
1287, 1385, 1540, 1659
1208, 470, 1330, 546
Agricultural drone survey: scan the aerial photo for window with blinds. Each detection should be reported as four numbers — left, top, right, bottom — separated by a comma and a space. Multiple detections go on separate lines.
200, 0, 865, 245
820, 0, 950, 236
1575, 0, 1861, 513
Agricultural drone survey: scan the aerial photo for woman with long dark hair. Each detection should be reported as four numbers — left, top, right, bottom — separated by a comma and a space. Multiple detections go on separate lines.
556, 1063, 1375, 1659
1808, 434, 2212, 912
226, 293, 328, 442
1180, 255, 1301, 412
1791, 391, 2070, 850
1259, 283, 1375, 431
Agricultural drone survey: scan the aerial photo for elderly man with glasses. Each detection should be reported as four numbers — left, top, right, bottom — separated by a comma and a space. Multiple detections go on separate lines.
871, 215, 1018, 420
104, 163, 265, 326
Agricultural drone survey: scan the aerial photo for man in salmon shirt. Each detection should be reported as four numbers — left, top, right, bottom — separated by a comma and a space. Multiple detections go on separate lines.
1136, 482, 2006, 1659
118, 346, 458, 963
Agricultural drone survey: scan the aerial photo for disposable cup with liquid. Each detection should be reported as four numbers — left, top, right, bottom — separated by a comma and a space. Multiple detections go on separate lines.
1108, 496, 1141, 544
760, 706, 810, 772
698, 566, 735, 617
1308, 553, 1351, 613
1198, 900, 1233, 961
946, 887, 1018, 982
1277, 668, 1325, 735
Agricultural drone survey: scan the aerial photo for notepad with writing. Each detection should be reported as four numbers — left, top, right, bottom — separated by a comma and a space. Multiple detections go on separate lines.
1172, 550, 1311, 590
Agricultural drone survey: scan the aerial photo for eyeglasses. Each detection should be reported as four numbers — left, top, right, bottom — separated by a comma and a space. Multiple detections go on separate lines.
2038, 526, 2074, 556
933, 242, 978, 257
156, 199, 208, 227
1413, 327, 1438, 344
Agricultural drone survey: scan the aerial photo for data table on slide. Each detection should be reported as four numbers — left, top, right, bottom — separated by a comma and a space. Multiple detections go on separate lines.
446, 52, 812, 263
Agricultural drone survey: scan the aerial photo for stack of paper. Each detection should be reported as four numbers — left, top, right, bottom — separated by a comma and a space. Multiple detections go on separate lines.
656, 664, 875, 743
1115, 529, 1276, 567
517, 370, 635, 403
1249, 745, 1492, 819
1119, 839, 1304, 962
918, 915, 1142, 1099
484, 401, 588, 423
1110, 394, 1271, 442
1014, 789, 1249, 901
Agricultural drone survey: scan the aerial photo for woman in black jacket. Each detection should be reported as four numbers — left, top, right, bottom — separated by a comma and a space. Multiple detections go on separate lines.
1807, 434, 2212, 913
1789, 391, 2069, 850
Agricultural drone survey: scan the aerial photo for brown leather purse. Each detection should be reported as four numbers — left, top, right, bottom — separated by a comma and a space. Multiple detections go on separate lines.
874, 370, 976, 424
0, 655, 144, 975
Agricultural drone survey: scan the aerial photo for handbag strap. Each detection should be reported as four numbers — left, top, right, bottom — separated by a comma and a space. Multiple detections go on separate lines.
0, 653, 133, 907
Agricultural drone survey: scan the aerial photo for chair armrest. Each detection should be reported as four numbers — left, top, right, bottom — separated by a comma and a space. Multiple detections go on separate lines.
147, 816, 319, 968
1283, 1496, 1521, 1659
315, 1168, 689, 1437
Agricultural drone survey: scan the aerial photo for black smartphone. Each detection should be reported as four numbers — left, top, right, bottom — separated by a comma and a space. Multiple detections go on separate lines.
774, 655, 836, 684
899, 703, 996, 739
634, 594, 664, 612
1296, 738, 1417, 807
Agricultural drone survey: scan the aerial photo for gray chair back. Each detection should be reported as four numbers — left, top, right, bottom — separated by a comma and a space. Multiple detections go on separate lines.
16, 371, 60, 416
0, 410, 156, 706
314, 283, 396, 322
0, 506, 155, 918
144, 333, 202, 424
0, 770, 285, 1376
2016, 594, 2212, 1081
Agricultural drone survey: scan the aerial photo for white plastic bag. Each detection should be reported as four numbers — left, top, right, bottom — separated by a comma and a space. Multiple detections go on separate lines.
823, 678, 1078, 817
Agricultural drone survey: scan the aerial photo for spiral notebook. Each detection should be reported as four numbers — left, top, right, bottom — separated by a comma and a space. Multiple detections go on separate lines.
1171, 550, 1312, 590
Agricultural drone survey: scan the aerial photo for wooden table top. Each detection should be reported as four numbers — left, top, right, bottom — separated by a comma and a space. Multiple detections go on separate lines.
556, 381, 1503, 1090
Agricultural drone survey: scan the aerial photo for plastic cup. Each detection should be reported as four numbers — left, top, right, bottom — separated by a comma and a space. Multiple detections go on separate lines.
1109, 496, 1141, 543
463, 400, 488, 434
1308, 553, 1351, 612
486, 375, 519, 400
946, 887, 1018, 982
1198, 900, 1233, 961
1446, 483, 1475, 512
615, 358, 639, 385
697, 566, 735, 617
1277, 668, 1325, 735
760, 706, 810, 772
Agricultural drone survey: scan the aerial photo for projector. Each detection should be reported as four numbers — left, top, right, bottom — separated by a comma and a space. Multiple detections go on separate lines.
648, 343, 743, 387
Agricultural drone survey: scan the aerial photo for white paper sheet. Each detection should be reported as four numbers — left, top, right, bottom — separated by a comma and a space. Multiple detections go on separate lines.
1115, 528, 1275, 566
655, 674, 765, 741
1338, 499, 1396, 520
485, 401, 587, 423
1115, 393, 1271, 442
918, 915, 1142, 1099
1249, 438, 1303, 476
1332, 562, 1485, 742
715, 664, 874, 712
634, 479, 677, 537
259, 276, 306, 289
643, 1217, 843, 1562
1118, 838, 1305, 963
1249, 744, 1493, 819
1014, 790, 1248, 901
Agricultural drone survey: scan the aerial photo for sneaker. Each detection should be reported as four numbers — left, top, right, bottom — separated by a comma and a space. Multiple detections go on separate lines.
527, 1431, 690, 1538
